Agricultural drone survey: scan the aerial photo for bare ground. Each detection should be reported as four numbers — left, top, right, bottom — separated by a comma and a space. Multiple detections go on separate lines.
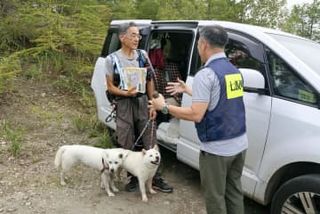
0, 78, 206, 214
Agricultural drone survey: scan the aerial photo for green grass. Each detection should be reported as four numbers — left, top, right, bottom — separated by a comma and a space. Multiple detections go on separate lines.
53, 77, 96, 108
72, 114, 94, 133
23, 64, 42, 80
93, 131, 113, 149
91, 121, 115, 149
30, 105, 64, 124
72, 114, 114, 149
0, 120, 24, 157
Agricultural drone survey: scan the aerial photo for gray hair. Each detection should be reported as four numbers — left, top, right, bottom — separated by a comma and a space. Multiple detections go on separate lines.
199, 25, 228, 48
118, 22, 138, 35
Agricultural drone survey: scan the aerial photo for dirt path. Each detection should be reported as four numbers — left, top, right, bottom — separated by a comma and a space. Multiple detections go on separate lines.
0, 78, 206, 214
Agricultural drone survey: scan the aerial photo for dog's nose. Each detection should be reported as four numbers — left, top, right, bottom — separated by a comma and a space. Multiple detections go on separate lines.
155, 156, 159, 162
110, 168, 114, 173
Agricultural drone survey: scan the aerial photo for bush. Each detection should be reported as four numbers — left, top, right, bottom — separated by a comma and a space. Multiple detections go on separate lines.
0, 0, 111, 101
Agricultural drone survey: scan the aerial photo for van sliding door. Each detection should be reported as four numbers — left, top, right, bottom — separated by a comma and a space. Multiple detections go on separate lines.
148, 29, 195, 152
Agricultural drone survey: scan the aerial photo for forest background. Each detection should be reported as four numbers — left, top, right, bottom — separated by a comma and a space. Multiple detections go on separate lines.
0, 0, 319, 148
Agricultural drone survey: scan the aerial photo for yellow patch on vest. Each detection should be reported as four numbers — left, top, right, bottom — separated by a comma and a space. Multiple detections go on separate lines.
225, 73, 243, 99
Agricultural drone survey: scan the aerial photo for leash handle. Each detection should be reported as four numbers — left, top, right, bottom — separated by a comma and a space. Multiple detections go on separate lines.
105, 103, 117, 123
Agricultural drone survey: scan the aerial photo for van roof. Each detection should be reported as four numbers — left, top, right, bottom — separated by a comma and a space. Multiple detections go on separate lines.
110, 19, 152, 26
110, 19, 305, 41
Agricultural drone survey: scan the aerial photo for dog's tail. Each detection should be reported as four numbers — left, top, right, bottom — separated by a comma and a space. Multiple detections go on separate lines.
54, 146, 67, 168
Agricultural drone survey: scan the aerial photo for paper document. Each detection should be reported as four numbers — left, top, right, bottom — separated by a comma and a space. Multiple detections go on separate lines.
123, 67, 147, 93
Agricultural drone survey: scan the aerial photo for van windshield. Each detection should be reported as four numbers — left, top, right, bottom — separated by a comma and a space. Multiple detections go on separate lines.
268, 34, 320, 75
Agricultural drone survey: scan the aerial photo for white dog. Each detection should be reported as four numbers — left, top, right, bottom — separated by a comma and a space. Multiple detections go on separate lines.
54, 145, 127, 197
122, 145, 161, 202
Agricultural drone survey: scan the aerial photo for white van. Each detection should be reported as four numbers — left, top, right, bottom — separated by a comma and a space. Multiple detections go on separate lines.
91, 20, 320, 213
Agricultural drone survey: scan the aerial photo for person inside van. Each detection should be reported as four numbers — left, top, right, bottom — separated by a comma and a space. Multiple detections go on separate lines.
150, 36, 183, 124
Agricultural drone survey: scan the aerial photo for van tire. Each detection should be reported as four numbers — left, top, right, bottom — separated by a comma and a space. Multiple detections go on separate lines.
271, 174, 320, 214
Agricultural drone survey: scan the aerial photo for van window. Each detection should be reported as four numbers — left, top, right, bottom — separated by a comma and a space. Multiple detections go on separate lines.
225, 40, 261, 71
101, 31, 121, 57
267, 50, 318, 105
148, 31, 192, 82
108, 32, 121, 55
190, 38, 264, 77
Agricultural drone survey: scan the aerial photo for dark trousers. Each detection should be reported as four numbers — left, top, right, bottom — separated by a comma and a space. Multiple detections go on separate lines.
199, 150, 246, 214
116, 95, 161, 181
116, 95, 156, 150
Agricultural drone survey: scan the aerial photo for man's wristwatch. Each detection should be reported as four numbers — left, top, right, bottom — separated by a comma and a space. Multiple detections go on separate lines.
161, 103, 169, 114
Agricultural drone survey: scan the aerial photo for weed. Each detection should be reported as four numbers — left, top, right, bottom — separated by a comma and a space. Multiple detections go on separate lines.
53, 77, 95, 108
23, 64, 42, 80
92, 122, 115, 149
93, 131, 113, 149
0, 120, 24, 157
30, 105, 64, 121
71, 114, 114, 148
72, 114, 93, 133
79, 86, 96, 108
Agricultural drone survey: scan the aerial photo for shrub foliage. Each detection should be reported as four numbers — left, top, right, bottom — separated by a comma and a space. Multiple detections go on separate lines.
1, 0, 318, 97
0, 0, 110, 99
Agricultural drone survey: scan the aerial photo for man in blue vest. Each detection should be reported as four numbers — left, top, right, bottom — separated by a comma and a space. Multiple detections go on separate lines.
150, 25, 248, 214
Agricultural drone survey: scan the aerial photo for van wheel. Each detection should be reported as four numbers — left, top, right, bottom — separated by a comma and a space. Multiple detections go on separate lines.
271, 174, 320, 214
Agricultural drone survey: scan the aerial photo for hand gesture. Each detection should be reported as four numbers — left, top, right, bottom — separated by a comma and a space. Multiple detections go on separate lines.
166, 78, 187, 95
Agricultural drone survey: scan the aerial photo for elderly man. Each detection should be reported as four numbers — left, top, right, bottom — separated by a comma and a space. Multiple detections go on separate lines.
106, 22, 173, 193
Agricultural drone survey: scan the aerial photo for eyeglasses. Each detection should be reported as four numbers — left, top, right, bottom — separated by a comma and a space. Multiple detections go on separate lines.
126, 33, 142, 40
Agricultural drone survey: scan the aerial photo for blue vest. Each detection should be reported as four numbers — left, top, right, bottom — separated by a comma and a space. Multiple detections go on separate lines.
195, 57, 246, 142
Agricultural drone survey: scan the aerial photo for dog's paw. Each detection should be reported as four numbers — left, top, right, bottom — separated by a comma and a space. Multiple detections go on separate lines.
112, 187, 119, 192
142, 196, 148, 202
107, 192, 115, 197
100, 181, 105, 189
150, 189, 157, 194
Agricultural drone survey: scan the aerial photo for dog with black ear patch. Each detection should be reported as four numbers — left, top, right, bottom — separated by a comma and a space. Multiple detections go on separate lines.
54, 145, 128, 197
100, 148, 129, 195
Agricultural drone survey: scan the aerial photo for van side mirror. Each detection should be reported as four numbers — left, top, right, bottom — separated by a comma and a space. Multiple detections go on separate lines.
239, 68, 267, 95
